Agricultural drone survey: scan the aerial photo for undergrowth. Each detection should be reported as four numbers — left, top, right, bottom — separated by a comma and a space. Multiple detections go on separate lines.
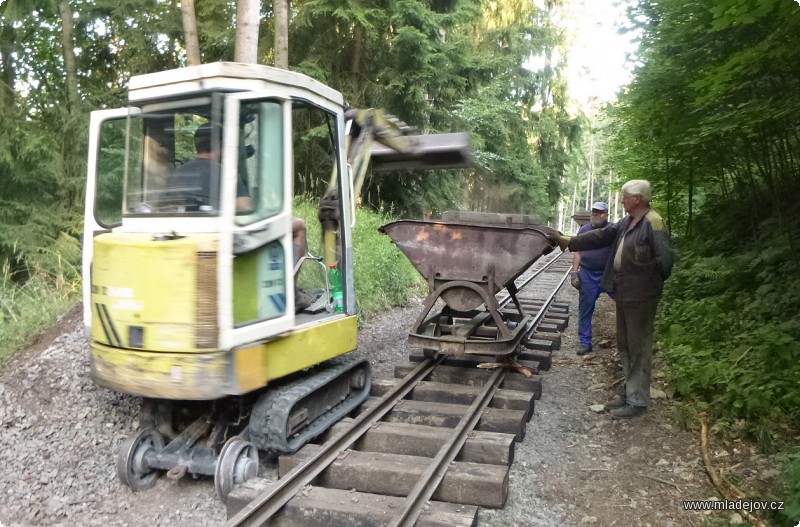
294, 198, 424, 320
0, 232, 82, 365
658, 202, 800, 525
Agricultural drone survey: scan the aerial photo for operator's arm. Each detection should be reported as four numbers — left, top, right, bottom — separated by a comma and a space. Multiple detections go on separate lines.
236, 196, 254, 210
235, 171, 253, 211
568, 222, 619, 252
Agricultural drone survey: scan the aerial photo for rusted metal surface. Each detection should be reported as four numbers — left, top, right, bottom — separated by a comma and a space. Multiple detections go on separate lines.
379, 218, 558, 357
441, 210, 542, 226
379, 220, 555, 311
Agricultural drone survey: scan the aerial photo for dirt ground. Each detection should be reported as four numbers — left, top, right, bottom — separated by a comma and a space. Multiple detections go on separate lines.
480, 291, 782, 527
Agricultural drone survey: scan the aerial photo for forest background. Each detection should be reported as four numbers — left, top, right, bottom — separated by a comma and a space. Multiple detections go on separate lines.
0, 0, 798, 524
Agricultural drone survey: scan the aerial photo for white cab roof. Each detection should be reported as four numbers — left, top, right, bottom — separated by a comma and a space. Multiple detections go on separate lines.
128, 62, 344, 108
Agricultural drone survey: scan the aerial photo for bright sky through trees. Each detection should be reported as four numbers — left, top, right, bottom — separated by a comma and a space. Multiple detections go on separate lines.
565, 0, 637, 109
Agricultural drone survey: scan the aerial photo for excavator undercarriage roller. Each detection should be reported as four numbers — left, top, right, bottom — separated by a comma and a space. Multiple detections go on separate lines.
115, 353, 370, 494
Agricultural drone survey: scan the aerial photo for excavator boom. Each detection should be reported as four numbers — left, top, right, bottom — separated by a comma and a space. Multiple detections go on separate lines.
319, 108, 471, 263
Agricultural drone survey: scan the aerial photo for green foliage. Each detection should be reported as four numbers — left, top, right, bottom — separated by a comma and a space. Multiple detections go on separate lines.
351, 207, 425, 318
782, 451, 800, 523
291, 0, 581, 219
610, 2, 800, 516
658, 195, 800, 522
0, 254, 81, 366
293, 198, 424, 320
611, 0, 800, 237
661, 220, 800, 437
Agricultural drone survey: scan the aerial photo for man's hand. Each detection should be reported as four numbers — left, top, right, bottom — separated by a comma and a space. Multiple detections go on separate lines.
546, 232, 571, 252
570, 272, 581, 290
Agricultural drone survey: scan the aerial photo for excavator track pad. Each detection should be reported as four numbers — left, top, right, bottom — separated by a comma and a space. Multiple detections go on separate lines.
247, 353, 371, 454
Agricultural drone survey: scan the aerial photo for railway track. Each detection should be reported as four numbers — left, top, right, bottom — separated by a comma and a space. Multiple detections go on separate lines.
223, 250, 572, 527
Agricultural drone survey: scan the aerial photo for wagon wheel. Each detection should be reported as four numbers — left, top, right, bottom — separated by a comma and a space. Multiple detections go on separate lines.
422, 307, 453, 359
117, 428, 165, 491
214, 437, 259, 503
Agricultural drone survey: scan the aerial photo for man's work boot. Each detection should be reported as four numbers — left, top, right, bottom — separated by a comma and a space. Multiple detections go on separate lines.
610, 404, 647, 420
295, 289, 315, 313
576, 345, 593, 356
603, 396, 627, 411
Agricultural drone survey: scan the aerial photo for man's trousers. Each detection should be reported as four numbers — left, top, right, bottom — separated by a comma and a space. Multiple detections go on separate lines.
615, 296, 659, 408
577, 267, 610, 347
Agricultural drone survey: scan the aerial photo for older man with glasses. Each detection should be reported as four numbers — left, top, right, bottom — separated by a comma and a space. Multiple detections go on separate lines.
550, 180, 673, 419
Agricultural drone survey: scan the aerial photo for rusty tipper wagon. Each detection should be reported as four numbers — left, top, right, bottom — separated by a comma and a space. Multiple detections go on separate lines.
380, 217, 557, 358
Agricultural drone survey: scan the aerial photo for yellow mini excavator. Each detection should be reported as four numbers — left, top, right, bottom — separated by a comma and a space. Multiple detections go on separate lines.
83, 62, 469, 495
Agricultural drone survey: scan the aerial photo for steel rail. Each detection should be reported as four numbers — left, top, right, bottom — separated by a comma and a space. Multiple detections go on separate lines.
389, 261, 566, 525
519, 264, 571, 333
388, 367, 507, 527
497, 250, 563, 310
225, 355, 445, 527
227, 256, 569, 526
491, 251, 570, 336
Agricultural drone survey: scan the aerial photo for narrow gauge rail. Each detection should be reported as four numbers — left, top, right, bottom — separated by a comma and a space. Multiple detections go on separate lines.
224, 251, 572, 527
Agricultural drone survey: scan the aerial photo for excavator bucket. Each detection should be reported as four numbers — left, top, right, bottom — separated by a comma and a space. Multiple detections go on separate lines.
370, 132, 471, 171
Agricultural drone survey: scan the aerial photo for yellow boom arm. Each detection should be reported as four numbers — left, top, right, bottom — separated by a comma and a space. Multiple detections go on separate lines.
319, 108, 471, 264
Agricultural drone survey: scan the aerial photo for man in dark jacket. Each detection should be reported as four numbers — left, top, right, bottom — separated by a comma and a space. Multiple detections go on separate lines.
551, 180, 673, 419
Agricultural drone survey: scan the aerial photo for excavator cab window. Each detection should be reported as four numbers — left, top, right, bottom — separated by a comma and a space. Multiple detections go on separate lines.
291, 100, 344, 300
234, 101, 284, 225
94, 117, 127, 227
124, 101, 223, 215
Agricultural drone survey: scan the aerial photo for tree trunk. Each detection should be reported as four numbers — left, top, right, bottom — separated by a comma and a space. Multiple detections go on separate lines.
235, 0, 261, 64
60, 1, 79, 114
0, 21, 16, 108
273, 0, 289, 68
59, 0, 85, 208
180, 0, 202, 66
569, 182, 577, 232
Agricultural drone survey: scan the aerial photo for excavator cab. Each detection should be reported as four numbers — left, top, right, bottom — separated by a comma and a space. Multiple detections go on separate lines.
81, 62, 469, 494
84, 67, 357, 399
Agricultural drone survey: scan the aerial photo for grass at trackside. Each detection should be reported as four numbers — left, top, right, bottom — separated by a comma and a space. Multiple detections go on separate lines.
293, 198, 425, 319
0, 273, 80, 366
0, 201, 423, 365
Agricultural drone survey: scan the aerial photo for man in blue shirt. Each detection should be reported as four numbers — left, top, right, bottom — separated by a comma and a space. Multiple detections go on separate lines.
570, 202, 613, 356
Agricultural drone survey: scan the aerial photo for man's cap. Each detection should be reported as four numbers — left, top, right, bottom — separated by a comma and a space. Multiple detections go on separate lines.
591, 201, 609, 212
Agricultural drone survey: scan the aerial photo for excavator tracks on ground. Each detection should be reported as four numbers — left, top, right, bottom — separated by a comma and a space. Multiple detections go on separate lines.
247, 354, 372, 455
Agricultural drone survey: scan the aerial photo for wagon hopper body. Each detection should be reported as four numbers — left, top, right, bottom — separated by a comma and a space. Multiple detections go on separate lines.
380, 216, 557, 358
